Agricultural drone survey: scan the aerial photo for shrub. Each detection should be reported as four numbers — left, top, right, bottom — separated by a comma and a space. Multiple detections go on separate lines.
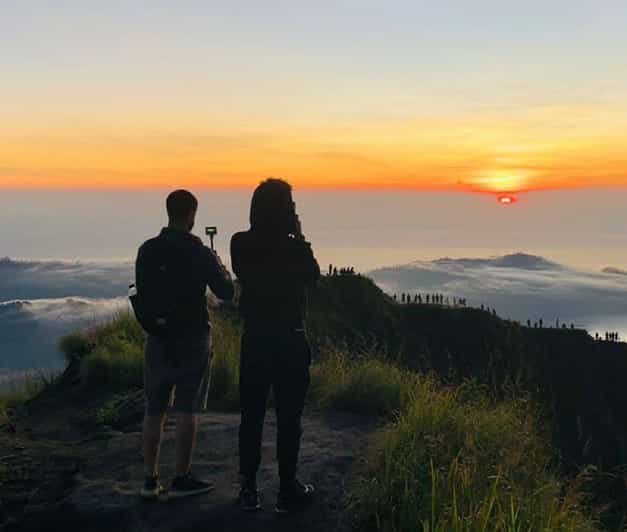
59, 332, 92, 363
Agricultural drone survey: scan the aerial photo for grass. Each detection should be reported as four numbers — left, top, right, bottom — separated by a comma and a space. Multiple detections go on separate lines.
205, 311, 241, 408
0, 373, 51, 424
310, 347, 416, 415
321, 357, 597, 531
59, 311, 242, 406
56, 314, 598, 530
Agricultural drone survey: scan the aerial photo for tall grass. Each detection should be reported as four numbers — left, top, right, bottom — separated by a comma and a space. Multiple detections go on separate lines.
343, 362, 596, 531
60, 312, 145, 391
311, 352, 595, 530
59, 311, 242, 406
0, 373, 50, 424
310, 348, 416, 415
206, 312, 241, 408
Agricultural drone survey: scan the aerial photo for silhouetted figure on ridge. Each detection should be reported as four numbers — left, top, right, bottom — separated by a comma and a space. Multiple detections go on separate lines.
132, 189, 234, 500
231, 178, 319, 513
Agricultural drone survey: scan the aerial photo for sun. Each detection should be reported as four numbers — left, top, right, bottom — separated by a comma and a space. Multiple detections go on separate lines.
498, 195, 517, 205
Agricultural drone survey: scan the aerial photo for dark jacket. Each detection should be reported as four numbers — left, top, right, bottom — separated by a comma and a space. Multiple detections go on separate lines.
136, 227, 234, 334
230, 230, 320, 328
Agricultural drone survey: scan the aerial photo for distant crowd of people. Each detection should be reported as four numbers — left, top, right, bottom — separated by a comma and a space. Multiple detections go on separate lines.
393, 292, 468, 307
595, 331, 620, 342
391, 292, 591, 332
327, 264, 356, 276
525, 318, 576, 330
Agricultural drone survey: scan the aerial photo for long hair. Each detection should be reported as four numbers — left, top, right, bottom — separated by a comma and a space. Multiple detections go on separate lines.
249, 178, 295, 234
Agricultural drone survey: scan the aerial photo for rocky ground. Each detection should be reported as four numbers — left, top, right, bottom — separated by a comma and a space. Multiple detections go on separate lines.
0, 394, 377, 532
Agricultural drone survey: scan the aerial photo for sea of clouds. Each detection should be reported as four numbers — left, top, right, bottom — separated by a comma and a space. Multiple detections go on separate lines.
370, 253, 627, 338
0, 258, 132, 377
2, 253, 627, 382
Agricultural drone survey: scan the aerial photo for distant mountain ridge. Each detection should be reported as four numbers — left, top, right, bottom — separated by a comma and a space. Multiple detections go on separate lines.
417, 253, 562, 270
602, 266, 627, 276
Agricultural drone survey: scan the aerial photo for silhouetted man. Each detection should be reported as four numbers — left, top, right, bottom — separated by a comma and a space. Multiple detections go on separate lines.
133, 190, 233, 500
231, 178, 320, 513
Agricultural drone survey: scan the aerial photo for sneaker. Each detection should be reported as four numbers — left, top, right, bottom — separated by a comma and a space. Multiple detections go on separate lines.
238, 484, 262, 512
140, 476, 166, 500
168, 472, 215, 500
274, 479, 314, 514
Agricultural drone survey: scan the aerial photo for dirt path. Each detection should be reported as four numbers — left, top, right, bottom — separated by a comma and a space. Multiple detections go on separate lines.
2, 410, 377, 532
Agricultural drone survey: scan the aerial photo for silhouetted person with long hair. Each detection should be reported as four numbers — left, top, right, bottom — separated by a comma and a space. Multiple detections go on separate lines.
134, 190, 233, 500
231, 178, 320, 513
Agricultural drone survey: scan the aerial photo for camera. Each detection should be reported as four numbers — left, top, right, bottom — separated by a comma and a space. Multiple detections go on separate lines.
205, 226, 217, 249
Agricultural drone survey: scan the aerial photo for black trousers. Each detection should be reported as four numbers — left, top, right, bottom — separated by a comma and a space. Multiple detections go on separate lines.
238, 327, 311, 484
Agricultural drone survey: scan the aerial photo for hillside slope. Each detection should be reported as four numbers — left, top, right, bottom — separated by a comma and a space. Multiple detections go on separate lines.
309, 275, 627, 470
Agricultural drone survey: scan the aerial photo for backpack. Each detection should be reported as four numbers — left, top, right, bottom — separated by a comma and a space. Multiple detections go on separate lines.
130, 238, 185, 338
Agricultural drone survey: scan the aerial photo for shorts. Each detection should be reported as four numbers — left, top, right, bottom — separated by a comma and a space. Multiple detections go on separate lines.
144, 330, 212, 415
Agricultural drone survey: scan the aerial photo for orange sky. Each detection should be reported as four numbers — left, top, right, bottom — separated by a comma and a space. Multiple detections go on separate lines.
3, 105, 627, 193
3, 4, 627, 194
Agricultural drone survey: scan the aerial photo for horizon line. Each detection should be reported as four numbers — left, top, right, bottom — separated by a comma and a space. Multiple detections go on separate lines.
2, 183, 627, 194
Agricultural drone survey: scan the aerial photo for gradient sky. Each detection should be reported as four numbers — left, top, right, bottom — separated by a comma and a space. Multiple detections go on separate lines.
2, 1, 627, 192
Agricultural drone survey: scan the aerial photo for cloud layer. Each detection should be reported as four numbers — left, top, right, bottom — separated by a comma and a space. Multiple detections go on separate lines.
0, 258, 132, 377
370, 253, 627, 336
0, 257, 132, 300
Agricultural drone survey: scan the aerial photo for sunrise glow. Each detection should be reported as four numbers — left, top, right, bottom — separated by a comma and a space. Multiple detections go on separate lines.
2, 4, 627, 193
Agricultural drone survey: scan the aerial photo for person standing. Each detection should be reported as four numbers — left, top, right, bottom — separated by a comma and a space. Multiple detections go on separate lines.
231, 178, 320, 513
132, 189, 234, 500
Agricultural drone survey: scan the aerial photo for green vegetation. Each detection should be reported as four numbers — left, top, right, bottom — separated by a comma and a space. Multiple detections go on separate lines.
50, 275, 625, 529
0, 373, 50, 424
61, 312, 144, 390
310, 348, 415, 415
59, 310, 242, 407
205, 311, 241, 408
310, 353, 595, 531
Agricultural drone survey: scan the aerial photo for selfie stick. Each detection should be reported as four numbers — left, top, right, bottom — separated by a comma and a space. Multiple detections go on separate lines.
205, 226, 217, 250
